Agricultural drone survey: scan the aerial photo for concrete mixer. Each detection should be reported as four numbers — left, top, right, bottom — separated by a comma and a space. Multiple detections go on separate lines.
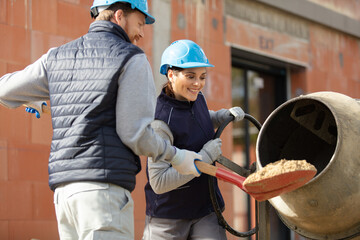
256, 91, 360, 239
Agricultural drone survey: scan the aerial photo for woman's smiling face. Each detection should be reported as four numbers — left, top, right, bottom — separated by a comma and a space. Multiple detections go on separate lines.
168, 67, 207, 102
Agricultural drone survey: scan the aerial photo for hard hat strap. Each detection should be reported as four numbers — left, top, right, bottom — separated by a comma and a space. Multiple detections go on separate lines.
90, 7, 99, 19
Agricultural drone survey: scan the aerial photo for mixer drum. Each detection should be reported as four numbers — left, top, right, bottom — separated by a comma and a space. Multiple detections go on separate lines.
256, 92, 360, 239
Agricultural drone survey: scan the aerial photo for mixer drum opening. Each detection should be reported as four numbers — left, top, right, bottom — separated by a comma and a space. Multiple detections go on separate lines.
256, 92, 360, 240
257, 98, 337, 178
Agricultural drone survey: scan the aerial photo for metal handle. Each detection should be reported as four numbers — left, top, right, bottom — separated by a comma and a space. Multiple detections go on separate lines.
208, 113, 261, 237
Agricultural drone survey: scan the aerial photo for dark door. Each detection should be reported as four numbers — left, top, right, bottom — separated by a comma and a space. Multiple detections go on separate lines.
231, 52, 289, 240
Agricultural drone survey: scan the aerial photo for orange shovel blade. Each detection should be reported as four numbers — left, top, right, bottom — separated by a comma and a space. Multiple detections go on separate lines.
243, 169, 317, 193
248, 175, 315, 201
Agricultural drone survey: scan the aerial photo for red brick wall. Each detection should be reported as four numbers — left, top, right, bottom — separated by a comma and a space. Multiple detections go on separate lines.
307, 24, 360, 96
0, 0, 92, 239
1, 0, 360, 240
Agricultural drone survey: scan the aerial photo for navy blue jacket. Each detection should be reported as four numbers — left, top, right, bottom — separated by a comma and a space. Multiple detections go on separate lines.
145, 89, 225, 219
47, 21, 143, 191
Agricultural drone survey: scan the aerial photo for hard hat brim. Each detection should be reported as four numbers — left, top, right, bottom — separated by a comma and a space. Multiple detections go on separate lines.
177, 62, 214, 69
142, 11, 155, 24
145, 15, 155, 24
160, 62, 214, 75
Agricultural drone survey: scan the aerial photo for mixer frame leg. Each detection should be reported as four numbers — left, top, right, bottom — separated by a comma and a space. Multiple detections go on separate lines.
258, 201, 271, 240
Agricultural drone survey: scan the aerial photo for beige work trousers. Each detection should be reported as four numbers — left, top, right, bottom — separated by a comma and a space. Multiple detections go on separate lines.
54, 181, 134, 240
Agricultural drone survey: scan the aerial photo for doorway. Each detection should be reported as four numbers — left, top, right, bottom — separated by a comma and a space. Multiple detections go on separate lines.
231, 48, 289, 239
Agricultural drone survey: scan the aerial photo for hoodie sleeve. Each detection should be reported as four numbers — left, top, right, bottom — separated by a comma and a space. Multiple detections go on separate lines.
116, 53, 175, 162
209, 109, 230, 129
0, 50, 52, 108
147, 157, 195, 194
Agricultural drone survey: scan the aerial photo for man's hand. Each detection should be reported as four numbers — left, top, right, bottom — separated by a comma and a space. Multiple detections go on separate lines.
171, 148, 202, 176
24, 101, 47, 119
198, 138, 222, 164
150, 120, 203, 177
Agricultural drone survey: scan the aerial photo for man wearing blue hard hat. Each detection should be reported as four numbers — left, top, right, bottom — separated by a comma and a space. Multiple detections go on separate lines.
0, 1, 209, 239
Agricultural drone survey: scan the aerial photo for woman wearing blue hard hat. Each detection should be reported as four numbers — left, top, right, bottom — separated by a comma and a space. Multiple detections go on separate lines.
143, 40, 245, 240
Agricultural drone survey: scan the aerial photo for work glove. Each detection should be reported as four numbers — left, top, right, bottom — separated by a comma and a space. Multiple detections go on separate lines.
25, 102, 47, 119
215, 107, 245, 123
171, 148, 202, 177
199, 138, 222, 164
228, 107, 245, 121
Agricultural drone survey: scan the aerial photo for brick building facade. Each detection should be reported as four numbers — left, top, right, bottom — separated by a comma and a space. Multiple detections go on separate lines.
1, 0, 359, 239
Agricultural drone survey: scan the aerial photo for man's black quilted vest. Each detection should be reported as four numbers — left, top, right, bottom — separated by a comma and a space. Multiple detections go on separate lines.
46, 21, 143, 191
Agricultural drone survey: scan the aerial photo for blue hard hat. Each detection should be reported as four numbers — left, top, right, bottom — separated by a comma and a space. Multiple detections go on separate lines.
160, 40, 214, 75
91, 0, 155, 24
